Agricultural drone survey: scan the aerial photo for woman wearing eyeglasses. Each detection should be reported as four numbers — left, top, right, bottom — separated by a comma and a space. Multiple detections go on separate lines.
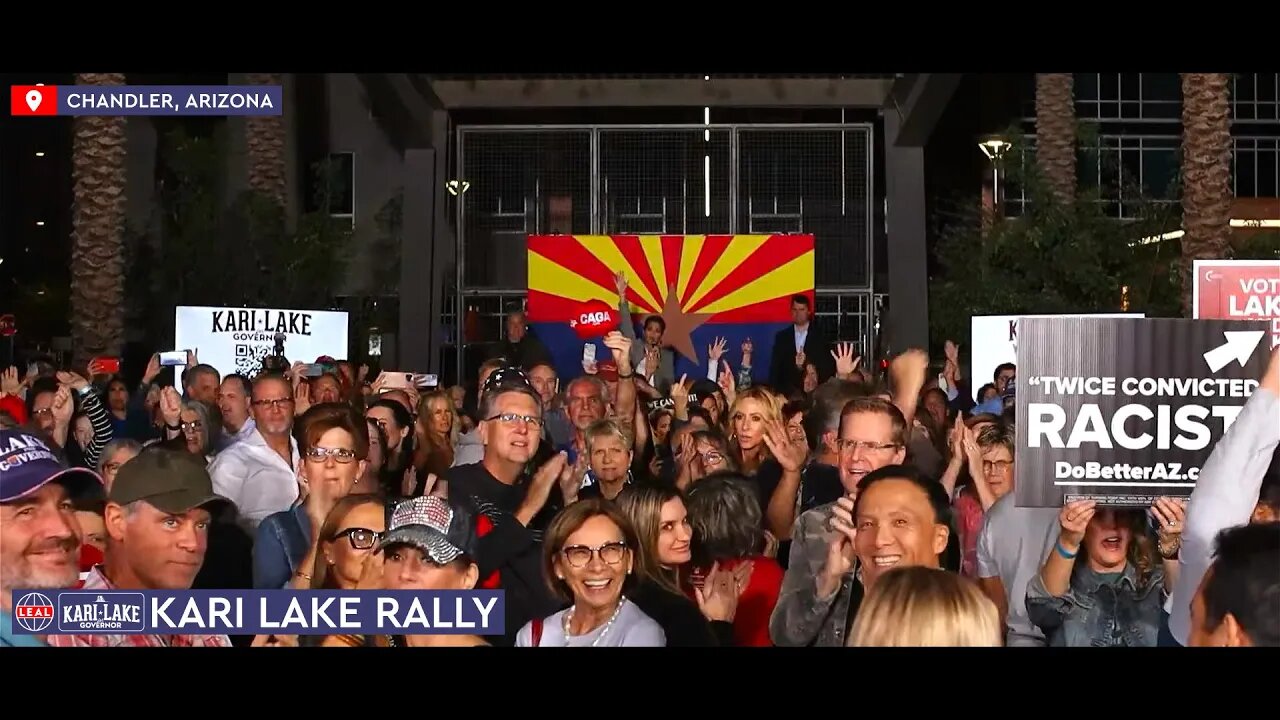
252, 403, 370, 589
516, 499, 665, 646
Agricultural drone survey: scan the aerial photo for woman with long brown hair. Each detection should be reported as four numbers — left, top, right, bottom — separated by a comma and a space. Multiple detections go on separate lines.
302, 494, 387, 590
1026, 497, 1185, 646
615, 485, 743, 646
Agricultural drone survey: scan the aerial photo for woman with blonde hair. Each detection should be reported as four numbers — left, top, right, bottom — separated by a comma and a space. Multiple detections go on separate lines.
848, 566, 1002, 647
574, 419, 634, 502
413, 388, 458, 480
726, 386, 784, 476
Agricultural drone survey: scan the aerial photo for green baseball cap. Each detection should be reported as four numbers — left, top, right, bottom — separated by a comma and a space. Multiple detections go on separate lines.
108, 449, 232, 515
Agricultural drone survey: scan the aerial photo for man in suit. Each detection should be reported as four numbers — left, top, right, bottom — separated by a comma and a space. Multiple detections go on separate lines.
769, 295, 832, 396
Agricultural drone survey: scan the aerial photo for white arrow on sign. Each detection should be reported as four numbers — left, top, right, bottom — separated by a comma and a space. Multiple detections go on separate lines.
1203, 330, 1267, 373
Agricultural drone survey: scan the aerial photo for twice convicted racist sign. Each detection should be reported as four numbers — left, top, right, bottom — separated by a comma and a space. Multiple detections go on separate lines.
1015, 316, 1270, 508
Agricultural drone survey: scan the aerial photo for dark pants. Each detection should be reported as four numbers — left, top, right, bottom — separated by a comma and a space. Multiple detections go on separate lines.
1157, 608, 1183, 647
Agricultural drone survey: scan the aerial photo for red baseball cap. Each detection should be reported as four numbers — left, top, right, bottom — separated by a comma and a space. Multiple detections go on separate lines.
597, 361, 619, 382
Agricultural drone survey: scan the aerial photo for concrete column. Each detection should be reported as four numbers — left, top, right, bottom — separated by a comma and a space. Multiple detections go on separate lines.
426, 110, 454, 377
399, 148, 436, 372
882, 111, 930, 352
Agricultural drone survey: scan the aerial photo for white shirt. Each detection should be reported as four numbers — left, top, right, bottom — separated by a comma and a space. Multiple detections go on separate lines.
515, 599, 665, 647
207, 427, 300, 531
215, 417, 257, 453
794, 324, 809, 352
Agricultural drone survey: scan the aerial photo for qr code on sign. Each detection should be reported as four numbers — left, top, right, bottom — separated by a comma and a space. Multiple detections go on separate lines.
234, 344, 272, 376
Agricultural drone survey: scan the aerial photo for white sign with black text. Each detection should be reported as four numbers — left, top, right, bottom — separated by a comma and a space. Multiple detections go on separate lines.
174, 306, 350, 378
1015, 316, 1269, 508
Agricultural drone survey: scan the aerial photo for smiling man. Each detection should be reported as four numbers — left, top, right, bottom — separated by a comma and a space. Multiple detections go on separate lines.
0, 429, 103, 647
769, 397, 910, 646
46, 449, 234, 647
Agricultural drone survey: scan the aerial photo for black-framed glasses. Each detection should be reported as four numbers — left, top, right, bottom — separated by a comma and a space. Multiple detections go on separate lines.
180, 420, 203, 433
560, 541, 628, 568
252, 398, 294, 410
332, 527, 381, 550
306, 446, 357, 464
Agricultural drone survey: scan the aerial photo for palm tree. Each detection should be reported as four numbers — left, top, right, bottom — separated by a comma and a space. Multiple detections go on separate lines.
1179, 73, 1233, 315
70, 72, 128, 367
245, 72, 286, 208
1035, 74, 1077, 205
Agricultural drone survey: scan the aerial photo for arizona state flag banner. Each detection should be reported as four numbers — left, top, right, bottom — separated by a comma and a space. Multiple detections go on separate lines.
526, 234, 815, 383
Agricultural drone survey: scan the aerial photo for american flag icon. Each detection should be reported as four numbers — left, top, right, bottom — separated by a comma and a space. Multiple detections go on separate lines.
390, 495, 452, 533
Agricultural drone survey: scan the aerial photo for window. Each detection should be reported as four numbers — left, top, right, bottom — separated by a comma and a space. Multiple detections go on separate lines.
1233, 137, 1280, 198
1234, 73, 1280, 123
326, 152, 355, 220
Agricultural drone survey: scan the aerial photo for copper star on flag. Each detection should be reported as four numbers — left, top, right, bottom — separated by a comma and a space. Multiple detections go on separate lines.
658, 284, 713, 363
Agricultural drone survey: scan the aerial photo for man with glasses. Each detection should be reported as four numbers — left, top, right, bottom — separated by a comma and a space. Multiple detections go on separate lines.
769, 397, 909, 646
559, 332, 638, 468
445, 368, 570, 646
208, 374, 300, 530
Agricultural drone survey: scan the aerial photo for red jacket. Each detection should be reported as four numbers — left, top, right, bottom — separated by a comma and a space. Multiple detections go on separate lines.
0, 394, 26, 425
688, 555, 784, 647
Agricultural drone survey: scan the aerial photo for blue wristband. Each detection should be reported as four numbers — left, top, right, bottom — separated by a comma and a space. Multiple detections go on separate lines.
1055, 541, 1079, 559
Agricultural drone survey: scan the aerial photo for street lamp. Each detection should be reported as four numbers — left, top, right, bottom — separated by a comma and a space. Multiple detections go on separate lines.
978, 137, 1011, 207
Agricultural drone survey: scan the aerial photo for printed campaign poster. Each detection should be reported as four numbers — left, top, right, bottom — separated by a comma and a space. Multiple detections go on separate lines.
174, 306, 350, 378
970, 314, 1142, 395
1015, 316, 1270, 508
1193, 259, 1280, 348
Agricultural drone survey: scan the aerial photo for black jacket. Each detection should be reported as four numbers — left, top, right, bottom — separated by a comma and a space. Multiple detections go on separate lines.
769, 323, 832, 395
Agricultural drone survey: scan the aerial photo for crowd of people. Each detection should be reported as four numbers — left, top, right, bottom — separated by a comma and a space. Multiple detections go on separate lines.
1, 293, 1277, 648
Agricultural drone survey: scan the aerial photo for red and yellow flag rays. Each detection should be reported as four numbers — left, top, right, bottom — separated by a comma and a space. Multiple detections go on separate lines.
526, 234, 814, 324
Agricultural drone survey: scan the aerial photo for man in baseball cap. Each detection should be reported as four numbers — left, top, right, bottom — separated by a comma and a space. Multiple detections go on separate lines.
47, 449, 235, 647
0, 428, 103, 647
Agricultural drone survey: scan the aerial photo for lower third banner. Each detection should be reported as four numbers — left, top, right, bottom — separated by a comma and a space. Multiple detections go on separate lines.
10, 589, 504, 636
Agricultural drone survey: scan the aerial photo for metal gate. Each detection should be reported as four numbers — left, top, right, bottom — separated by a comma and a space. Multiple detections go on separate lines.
449, 124, 877, 381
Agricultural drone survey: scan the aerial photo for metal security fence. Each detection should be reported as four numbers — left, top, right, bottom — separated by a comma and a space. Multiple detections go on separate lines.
449, 123, 876, 381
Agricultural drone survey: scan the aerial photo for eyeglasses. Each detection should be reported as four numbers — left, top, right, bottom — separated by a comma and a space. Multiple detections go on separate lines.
560, 541, 628, 568
836, 439, 900, 454
306, 446, 357, 464
180, 420, 203, 433
332, 527, 381, 550
485, 413, 544, 429
982, 460, 1013, 474
699, 451, 725, 466
252, 398, 294, 410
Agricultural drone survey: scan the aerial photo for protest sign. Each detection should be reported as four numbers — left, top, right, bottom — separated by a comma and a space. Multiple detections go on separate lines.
1193, 259, 1280, 348
174, 306, 349, 378
970, 313, 1142, 395
1015, 316, 1270, 508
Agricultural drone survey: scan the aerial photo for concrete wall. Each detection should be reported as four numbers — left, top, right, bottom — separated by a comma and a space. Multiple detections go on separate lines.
325, 73, 406, 296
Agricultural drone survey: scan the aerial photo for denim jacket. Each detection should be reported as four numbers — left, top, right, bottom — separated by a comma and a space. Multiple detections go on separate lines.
253, 504, 312, 589
1026, 563, 1166, 647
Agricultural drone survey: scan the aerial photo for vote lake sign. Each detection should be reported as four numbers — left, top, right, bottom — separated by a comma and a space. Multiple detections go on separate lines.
1014, 316, 1271, 508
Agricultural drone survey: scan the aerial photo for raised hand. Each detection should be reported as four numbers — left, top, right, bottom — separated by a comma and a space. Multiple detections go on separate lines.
51, 385, 74, 426
944, 340, 960, 366
143, 353, 162, 385
293, 378, 312, 416
762, 419, 805, 472
353, 549, 385, 590
56, 370, 90, 392
0, 367, 19, 397
160, 386, 183, 427
186, 349, 199, 367
613, 270, 628, 297
601, 331, 634, 374
761, 530, 779, 559
1058, 499, 1097, 549
831, 342, 858, 379
560, 453, 588, 505
716, 361, 737, 407
708, 337, 727, 363
890, 348, 930, 388
820, 510, 858, 598
670, 373, 689, 404
948, 414, 967, 464
795, 350, 806, 369
86, 359, 108, 379
1152, 496, 1187, 550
